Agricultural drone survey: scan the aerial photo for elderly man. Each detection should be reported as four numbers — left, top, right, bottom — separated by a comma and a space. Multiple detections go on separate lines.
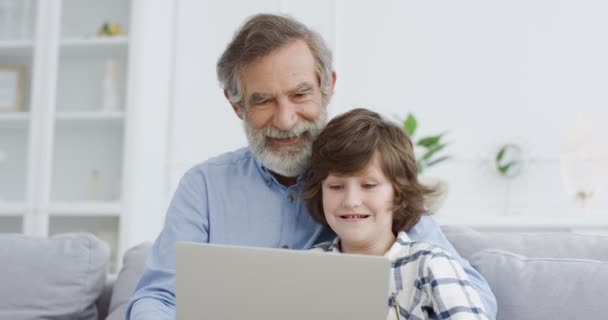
126, 13, 497, 319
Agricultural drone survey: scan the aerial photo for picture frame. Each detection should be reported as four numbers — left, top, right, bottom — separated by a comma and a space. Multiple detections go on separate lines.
0, 66, 26, 112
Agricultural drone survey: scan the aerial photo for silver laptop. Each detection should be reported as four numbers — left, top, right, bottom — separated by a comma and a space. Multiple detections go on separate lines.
176, 242, 391, 320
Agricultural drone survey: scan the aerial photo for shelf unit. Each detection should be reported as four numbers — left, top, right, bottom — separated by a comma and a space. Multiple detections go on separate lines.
0, 0, 132, 272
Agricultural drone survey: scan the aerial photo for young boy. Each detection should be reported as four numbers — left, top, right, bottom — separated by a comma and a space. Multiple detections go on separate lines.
303, 108, 489, 320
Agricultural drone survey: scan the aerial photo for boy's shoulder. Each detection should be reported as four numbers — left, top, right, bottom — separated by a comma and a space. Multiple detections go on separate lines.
392, 233, 457, 264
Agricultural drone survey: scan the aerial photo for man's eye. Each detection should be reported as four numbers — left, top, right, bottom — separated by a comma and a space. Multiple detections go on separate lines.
253, 100, 269, 106
292, 93, 308, 100
362, 183, 376, 189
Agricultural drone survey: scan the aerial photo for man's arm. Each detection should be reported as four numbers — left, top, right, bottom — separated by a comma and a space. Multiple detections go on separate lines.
408, 215, 497, 319
126, 169, 210, 320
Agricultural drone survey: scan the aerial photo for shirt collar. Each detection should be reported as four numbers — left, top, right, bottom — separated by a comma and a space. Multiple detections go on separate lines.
327, 231, 413, 260
384, 231, 413, 261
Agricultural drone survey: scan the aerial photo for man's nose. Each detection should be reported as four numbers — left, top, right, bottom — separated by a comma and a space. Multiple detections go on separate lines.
272, 98, 298, 131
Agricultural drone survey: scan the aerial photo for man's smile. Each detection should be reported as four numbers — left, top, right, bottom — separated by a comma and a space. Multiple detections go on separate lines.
267, 133, 305, 146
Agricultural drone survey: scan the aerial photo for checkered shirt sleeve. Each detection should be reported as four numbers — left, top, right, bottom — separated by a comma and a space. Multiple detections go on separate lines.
388, 237, 489, 320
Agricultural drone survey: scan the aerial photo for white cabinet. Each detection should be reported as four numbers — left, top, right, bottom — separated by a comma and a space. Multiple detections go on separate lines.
0, 0, 173, 271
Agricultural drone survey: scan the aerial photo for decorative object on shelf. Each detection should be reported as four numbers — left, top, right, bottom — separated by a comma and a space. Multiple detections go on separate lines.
0, 66, 25, 112
401, 113, 451, 213
560, 111, 608, 213
89, 169, 100, 200
102, 60, 120, 111
495, 144, 524, 178
97, 22, 124, 37
401, 113, 451, 174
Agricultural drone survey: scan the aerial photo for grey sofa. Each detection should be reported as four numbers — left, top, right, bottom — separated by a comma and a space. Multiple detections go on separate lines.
2, 226, 608, 320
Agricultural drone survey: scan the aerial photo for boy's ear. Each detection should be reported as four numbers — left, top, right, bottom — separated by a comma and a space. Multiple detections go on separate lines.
224, 89, 244, 120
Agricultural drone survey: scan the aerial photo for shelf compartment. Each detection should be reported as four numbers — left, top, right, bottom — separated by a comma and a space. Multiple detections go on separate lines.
0, 126, 28, 201
50, 123, 124, 202
48, 201, 122, 216
0, 216, 22, 233
56, 57, 127, 112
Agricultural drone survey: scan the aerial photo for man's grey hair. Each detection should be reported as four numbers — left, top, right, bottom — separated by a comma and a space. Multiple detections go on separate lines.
217, 13, 333, 108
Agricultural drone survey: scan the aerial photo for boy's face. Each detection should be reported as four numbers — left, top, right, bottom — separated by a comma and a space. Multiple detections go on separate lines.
321, 153, 396, 253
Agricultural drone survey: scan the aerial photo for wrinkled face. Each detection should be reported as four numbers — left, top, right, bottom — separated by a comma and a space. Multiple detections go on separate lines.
237, 40, 330, 177
321, 154, 396, 252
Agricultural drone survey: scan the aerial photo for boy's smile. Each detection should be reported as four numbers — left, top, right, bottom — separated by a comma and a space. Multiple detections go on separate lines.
321, 153, 396, 255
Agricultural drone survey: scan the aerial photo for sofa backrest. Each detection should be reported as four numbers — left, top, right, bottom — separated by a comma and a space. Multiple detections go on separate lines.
443, 226, 608, 320
442, 225, 608, 261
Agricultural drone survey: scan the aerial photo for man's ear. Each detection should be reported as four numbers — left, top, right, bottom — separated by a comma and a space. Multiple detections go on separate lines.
329, 71, 337, 94
224, 89, 244, 120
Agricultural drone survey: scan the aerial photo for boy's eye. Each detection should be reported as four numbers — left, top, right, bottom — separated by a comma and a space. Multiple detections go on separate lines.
362, 183, 376, 189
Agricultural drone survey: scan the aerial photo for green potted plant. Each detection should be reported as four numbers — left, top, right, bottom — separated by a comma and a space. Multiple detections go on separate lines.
401, 113, 451, 213
402, 113, 451, 174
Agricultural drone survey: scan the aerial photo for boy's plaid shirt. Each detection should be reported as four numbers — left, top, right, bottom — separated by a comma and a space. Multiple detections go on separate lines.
312, 231, 490, 320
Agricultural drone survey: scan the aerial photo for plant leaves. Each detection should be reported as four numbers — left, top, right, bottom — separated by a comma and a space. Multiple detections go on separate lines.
403, 113, 417, 136
417, 134, 443, 148
421, 143, 447, 161
498, 161, 517, 175
426, 155, 451, 167
496, 145, 507, 162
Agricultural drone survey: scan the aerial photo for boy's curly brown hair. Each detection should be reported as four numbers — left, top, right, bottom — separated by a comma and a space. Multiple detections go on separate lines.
302, 108, 436, 235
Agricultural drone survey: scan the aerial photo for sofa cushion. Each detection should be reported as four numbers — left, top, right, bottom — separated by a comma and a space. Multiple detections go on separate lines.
470, 249, 608, 320
0, 233, 109, 320
106, 242, 152, 320
443, 226, 608, 261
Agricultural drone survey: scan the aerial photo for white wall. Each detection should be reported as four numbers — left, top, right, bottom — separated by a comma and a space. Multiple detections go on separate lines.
167, 0, 608, 226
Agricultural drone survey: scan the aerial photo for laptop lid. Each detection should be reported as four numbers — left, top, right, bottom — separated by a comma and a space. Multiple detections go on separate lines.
176, 242, 391, 320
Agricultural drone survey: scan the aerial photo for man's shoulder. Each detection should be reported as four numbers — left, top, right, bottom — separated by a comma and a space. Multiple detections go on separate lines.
177, 147, 258, 185
187, 147, 254, 172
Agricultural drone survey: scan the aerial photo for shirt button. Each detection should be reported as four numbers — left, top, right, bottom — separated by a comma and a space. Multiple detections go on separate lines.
265, 178, 271, 186
287, 195, 294, 202
282, 245, 289, 249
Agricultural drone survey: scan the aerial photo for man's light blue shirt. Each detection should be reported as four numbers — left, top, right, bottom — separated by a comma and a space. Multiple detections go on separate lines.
126, 147, 497, 319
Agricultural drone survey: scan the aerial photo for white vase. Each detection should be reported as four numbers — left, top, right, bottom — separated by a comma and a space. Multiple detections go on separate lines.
419, 176, 449, 214
102, 60, 120, 111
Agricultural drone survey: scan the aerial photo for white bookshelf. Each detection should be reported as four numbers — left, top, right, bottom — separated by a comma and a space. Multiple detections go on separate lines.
1, 0, 177, 270
0, 0, 133, 272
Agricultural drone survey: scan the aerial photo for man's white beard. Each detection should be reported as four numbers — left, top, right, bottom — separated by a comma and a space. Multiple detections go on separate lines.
243, 110, 327, 177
